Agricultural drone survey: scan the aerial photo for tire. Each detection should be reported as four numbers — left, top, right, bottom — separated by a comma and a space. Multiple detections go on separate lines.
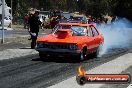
39, 52, 47, 59
93, 44, 103, 58
79, 48, 87, 61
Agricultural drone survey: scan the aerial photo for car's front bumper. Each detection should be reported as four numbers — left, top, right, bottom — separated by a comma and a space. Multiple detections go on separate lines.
36, 48, 81, 55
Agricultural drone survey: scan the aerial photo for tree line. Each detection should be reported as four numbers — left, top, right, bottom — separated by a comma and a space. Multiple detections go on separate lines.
5, 0, 132, 20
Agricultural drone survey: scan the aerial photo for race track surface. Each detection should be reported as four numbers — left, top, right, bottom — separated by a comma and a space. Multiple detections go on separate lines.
0, 48, 130, 88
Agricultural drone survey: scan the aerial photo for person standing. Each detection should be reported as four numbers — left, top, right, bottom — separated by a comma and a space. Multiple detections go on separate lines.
28, 11, 41, 49
58, 16, 67, 23
24, 14, 29, 29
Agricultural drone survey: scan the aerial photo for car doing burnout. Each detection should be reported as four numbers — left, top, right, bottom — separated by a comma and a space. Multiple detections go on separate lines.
36, 23, 104, 61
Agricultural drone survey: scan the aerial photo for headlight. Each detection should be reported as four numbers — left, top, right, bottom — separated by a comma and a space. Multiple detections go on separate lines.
37, 42, 43, 48
69, 44, 77, 50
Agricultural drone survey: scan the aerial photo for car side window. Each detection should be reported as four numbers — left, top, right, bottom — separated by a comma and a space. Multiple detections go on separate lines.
91, 26, 99, 36
87, 27, 93, 37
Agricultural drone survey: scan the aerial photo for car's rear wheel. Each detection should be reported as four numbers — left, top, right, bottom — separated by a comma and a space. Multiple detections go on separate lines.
93, 44, 103, 58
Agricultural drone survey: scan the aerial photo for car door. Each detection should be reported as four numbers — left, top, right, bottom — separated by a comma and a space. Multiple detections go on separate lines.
86, 26, 95, 53
90, 26, 101, 48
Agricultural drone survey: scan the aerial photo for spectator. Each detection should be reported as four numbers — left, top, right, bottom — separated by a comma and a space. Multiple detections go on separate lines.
24, 14, 29, 29
111, 16, 117, 23
28, 11, 42, 49
59, 16, 67, 23
50, 17, 58, 29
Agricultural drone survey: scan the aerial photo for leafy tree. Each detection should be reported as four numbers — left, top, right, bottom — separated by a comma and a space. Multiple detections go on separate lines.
5, 0, 132, 20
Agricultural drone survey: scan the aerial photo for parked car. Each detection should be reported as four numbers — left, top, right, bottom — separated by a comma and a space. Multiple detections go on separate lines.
69, 15, 88, 24
0, 16, 11, 27
36, 23, 104, 61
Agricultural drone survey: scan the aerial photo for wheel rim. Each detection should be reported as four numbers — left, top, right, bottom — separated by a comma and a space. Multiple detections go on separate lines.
80, 49, 87, 61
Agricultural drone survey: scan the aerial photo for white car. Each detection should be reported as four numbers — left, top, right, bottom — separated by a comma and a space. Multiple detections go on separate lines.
39, 14, 49, 23
0, 16, 11, 27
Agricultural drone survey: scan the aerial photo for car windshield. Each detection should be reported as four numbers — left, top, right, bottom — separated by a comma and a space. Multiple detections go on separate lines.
53, 25, 88, 36
71, 26, 87, 36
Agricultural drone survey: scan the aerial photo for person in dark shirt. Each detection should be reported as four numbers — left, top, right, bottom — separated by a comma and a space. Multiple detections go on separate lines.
50, 17, 57, 29
58, 16, 67, 23
28, 11, 41, 49
24, 14, 29, 29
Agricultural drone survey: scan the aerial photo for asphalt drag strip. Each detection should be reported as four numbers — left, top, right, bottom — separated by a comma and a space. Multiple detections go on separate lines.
0, 48, 130, 88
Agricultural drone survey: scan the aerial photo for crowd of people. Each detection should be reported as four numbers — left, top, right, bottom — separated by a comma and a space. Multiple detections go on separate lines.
87, 15, 117, 26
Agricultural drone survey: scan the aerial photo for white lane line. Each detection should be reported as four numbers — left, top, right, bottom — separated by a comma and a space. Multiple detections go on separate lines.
0, 49, 38, 60
48, 53, 132, 88
127, 84, 132, 88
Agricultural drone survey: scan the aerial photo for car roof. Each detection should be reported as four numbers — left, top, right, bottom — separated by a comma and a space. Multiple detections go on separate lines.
57, 23, 96, 27
73, 14, 84, 17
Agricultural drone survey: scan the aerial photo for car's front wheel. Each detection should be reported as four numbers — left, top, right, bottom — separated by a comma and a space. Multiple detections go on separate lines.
39, 52, 47, 59
78, 48, 87, 61
93, 44, 103, 58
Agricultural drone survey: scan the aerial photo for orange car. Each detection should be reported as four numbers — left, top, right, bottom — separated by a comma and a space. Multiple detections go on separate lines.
36, 23, 104, 61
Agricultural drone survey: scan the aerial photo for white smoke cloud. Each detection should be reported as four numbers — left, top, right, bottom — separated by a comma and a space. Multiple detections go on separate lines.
98, 18, 132, 56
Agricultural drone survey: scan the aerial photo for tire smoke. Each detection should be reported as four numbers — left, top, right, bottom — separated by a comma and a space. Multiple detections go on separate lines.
98, 18, 132, 56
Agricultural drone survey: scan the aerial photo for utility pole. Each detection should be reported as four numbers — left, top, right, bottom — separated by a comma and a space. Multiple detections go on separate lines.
11, 0, 12, 28
1, 0, 5, 43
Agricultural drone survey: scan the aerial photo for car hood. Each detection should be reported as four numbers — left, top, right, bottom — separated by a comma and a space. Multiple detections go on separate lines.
37, 34, 91, 44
